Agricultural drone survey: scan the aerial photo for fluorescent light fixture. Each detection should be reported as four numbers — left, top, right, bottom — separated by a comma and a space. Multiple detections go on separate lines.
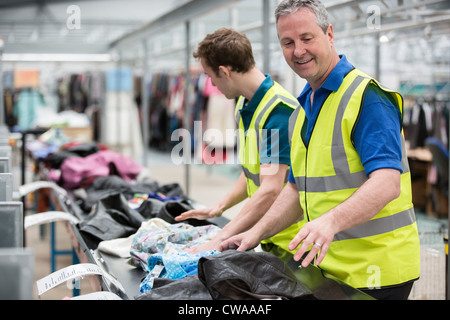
379, 35, 390, 43
2, 53, 112, 62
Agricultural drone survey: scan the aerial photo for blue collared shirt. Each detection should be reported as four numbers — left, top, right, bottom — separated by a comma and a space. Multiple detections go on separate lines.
240, 74, 293, 165
288, 55, 403, 183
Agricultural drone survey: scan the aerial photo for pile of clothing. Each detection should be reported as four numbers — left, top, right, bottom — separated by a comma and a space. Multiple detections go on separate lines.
41, 142, 224, 293
43, 142, 321, 300
136, 250, 316, 300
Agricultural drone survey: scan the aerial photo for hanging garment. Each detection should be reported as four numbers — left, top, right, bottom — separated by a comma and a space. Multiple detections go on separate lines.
13, 89, 46, 131
103, 91, 144, 160
406, 102, 429, 149
205, 93, 236, 149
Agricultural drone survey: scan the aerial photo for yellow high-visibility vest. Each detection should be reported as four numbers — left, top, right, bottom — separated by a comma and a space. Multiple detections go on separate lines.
235, 81, 303, 253
289, 68, 420, 288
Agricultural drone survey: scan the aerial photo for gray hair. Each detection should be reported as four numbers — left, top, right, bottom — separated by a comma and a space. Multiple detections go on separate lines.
275, 0, 330, 33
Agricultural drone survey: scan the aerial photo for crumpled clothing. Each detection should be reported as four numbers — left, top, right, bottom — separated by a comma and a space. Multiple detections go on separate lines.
139, 250, 220, 293
50, 149, 143, 190
129, 223, 221, 270
97, 218, 171, 258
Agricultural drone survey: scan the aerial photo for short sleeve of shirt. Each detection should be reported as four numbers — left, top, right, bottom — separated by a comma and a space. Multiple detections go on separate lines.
288, 83, 403, 184
353, 83, 403, 175
288, 167, 295, 184
259, 102, 293, 165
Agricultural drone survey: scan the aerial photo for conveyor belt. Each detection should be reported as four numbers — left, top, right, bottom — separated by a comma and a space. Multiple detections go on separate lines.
47, 183, 373, 300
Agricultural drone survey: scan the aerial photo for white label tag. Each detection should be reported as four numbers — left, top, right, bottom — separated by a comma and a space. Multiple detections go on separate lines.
24, 211, 80, 229
36, 263, 125, 296
18, 181, 67, 198
70, 292, 122, 300
144, 262, 165, 289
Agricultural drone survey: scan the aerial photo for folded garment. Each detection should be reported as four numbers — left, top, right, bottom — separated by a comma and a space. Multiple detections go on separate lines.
197, 250, 316, 300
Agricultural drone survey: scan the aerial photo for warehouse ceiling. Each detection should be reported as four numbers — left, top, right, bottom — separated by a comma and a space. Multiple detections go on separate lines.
0, 0, 192, 54
0, 0, 449, 56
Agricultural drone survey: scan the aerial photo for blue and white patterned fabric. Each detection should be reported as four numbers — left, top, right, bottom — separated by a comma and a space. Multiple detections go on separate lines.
128, 222, 222, 293
139, 250, 220, 293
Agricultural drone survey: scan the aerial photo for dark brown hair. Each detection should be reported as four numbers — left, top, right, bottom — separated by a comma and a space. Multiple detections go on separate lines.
193, 27, 256, 76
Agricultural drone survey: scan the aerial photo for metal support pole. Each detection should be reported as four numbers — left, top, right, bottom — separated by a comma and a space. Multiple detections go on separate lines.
184, 21, 191, 197
262, 0, 271, 74
142, 40, 150, 166
0, 37, 5, 127
375, 35, 381, 81
448, 97, 450, 300
116, 52, 122, 154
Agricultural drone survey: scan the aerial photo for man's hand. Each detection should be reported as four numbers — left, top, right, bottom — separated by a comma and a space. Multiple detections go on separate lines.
288, 213, 337, 267
289, 168, 402, 268
188, 237, 224, 254
218, 230, 261, 252
174, 204, 224, 221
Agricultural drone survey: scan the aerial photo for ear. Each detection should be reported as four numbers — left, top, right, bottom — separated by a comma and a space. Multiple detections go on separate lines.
326, 24, 335, 46
218, 65, 232, 79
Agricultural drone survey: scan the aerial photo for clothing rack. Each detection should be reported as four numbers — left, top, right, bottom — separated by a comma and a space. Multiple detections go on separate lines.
404, 98, 449, 218
404, 98, 449, 151
145, 71, 236, 155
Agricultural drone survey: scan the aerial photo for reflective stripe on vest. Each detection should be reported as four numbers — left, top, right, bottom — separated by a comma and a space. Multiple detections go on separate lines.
237, 82, 303, 253
235, 82, 299, 194
289, 69, 420, 288
291, 75, 410, 194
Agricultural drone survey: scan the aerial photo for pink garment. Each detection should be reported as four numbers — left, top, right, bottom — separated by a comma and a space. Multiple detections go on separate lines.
55, 150, 143, 190
202, 76, 221, 97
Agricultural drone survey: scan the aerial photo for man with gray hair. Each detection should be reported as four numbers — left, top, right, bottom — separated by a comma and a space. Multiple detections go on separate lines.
220, 0, 420, 300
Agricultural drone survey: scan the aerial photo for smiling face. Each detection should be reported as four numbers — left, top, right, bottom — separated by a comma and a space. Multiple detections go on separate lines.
277, 7, 338, 90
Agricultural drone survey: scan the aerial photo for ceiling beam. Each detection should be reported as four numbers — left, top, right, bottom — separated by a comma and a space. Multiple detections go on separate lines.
3, 42, 109, 54
336, 14, 450, 39
110, 0, 242, 51
0, 18, 146, 26
0, 0, 91, 9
